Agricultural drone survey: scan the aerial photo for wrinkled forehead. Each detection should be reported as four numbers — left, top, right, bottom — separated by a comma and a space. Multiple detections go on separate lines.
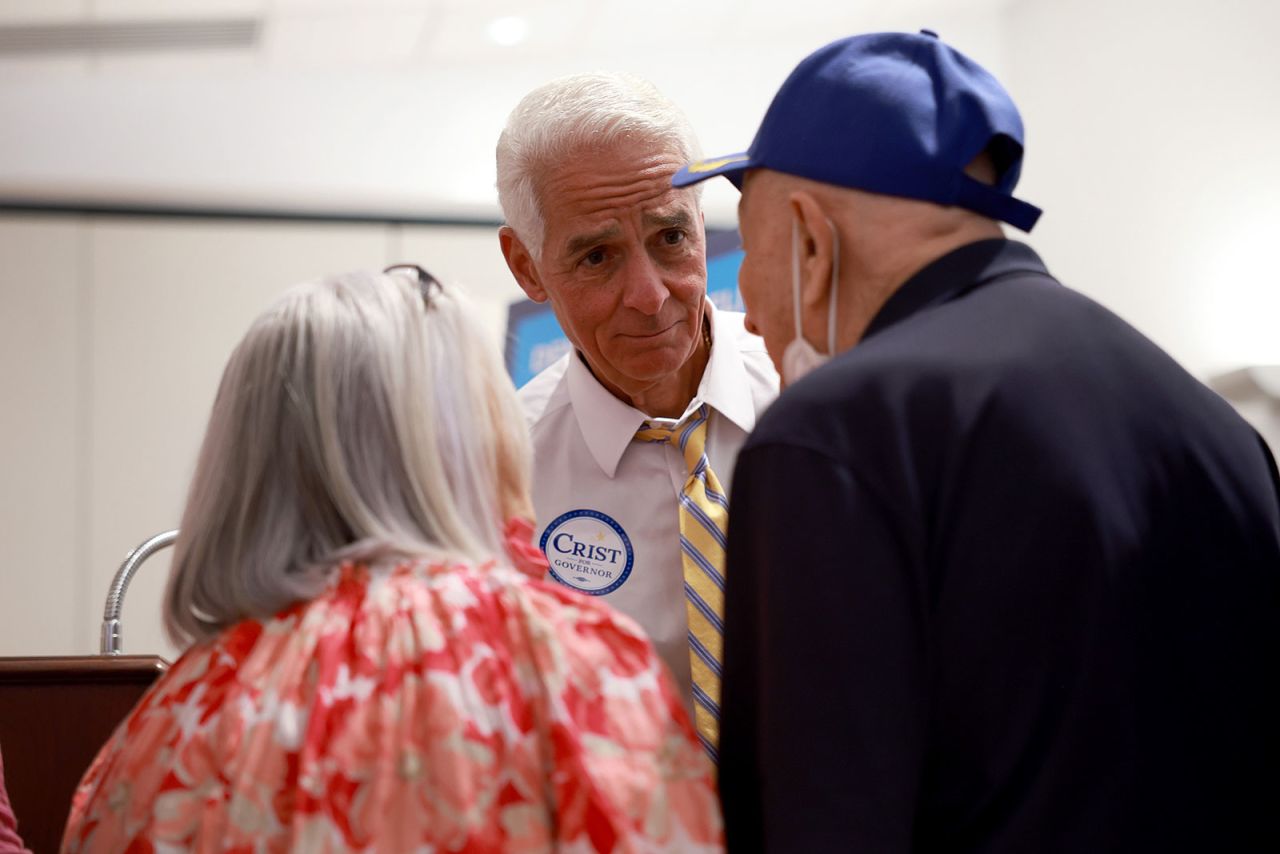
536, 136, 697, 207
537, 141, 701, 248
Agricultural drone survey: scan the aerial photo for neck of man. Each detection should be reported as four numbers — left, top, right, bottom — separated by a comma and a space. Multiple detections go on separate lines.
594, 316, 712, 419
837, 211, 1004, 351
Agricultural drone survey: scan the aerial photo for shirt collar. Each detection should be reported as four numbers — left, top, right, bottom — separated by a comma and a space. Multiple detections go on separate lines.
566, 299, 757, 478
697, 300, 759, 435
862, 239, 1051, 342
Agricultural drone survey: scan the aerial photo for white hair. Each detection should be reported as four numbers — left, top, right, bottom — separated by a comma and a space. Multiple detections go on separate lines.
495, 72, 704, 259
164, 270, 531, 647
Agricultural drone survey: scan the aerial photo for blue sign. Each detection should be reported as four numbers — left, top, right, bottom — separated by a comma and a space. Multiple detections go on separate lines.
707, 247, 745, 313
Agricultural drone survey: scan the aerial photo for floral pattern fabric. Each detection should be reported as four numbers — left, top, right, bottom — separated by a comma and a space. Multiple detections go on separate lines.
63, 522, 722, 852
0, 745, 32, 854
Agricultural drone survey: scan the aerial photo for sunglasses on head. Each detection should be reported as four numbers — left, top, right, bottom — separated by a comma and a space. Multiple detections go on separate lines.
383, 263, 442, 307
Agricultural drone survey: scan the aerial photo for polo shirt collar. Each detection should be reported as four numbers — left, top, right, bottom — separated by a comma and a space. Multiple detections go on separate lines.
566, 300, 757, 478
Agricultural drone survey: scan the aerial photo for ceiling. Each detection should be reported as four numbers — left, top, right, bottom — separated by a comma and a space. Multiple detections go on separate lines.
0, 0, 1017, 223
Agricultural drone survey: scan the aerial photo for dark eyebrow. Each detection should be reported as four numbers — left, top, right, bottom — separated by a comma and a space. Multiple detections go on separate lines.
564, 225, 621, 258
644, 209, 695, 231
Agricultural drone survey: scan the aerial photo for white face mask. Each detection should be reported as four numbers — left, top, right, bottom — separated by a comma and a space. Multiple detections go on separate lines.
781, 216, 840, 386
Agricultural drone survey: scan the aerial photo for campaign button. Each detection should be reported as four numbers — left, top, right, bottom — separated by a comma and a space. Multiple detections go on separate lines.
541, 509, 634, 596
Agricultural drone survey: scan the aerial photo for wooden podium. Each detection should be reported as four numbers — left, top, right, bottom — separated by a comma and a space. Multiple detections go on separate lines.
0, 655, 167, 853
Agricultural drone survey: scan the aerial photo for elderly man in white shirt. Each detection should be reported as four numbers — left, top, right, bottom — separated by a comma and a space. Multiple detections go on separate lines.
496, 72, 778, 763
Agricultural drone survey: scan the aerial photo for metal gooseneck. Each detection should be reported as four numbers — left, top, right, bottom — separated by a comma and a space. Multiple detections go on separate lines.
100, 529, 179, 654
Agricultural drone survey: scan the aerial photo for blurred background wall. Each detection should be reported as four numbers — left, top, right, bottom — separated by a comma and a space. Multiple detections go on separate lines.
1, 0, 1277, 660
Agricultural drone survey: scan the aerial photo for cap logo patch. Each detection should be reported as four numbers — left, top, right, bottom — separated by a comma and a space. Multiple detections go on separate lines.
688, 154, 750, 174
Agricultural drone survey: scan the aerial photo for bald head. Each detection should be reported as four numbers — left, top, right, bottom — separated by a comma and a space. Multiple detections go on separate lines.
734, 165, 1004, 371
741, 165, 1004, 285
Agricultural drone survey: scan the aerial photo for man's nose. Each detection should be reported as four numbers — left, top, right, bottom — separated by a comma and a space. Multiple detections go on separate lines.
618, 252, 668, 315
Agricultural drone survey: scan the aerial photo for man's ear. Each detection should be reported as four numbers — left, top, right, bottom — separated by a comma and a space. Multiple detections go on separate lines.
499, 226, 548, 303
788, 191, 836, 311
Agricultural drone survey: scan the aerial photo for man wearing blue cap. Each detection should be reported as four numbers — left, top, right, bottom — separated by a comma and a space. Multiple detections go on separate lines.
676, 30, 1280, 852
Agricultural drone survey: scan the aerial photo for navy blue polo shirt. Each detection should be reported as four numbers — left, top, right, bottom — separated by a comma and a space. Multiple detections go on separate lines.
720, 239, 1280, 852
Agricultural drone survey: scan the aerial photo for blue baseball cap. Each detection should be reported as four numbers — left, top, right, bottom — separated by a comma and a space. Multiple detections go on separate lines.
674, 30, 1042, 232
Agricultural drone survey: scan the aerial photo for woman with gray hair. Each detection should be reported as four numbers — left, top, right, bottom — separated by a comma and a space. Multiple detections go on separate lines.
62, 268, 722, 852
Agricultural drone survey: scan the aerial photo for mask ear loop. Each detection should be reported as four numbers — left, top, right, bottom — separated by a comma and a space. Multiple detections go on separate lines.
826, 218, 840, 355
791, 215, 804, 341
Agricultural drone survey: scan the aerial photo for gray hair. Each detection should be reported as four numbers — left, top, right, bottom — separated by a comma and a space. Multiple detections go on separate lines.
495, 71, 703, 259
164, 270, 531, 647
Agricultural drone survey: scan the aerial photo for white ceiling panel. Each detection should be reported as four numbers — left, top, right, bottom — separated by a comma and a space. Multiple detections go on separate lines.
420, 0, 588, 62
271, 0, 431, 9
264, 10, 431, 66
91, 0, 264, 19
0, 0, 1021, 223
582, 0, 742, 45
0, 0, 86, 24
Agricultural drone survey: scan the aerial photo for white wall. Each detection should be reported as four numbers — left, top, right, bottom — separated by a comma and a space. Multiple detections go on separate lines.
0, 218, 84, 657
0, 215, 521, 660
1007, 0, 1280, 377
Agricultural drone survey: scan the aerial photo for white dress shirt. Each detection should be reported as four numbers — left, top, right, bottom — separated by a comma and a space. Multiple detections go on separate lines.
518, 301, 779, 713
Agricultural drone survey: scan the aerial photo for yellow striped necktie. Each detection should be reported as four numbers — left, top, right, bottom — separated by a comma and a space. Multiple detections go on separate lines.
634, 403, 727, 763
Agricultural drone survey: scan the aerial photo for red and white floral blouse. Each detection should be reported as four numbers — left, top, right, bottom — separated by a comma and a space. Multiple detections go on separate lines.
62, 520, 722, 852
